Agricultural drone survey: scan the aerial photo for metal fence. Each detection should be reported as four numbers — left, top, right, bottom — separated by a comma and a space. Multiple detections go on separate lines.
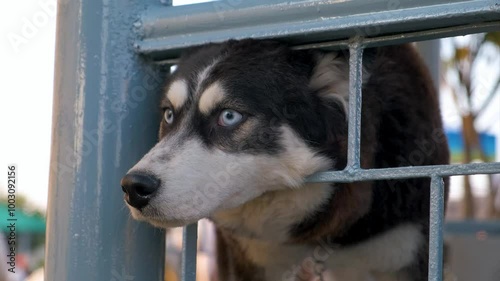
46, 0, 500, 281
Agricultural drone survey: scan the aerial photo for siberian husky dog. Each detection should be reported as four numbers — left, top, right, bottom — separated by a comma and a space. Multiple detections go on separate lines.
121, 39, 449, 281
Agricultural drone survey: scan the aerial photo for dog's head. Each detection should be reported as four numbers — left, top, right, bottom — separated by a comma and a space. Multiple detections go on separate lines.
121, 40, 350, 228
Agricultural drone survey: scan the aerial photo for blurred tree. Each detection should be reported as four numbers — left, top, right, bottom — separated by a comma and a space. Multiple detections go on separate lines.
442, 32, 500, 219
0, 193, 45, 250
0, 194, 44, 218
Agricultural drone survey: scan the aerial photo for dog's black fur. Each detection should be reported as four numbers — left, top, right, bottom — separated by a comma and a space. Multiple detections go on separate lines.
185, 40, 447, 280
126, 39, 450, 280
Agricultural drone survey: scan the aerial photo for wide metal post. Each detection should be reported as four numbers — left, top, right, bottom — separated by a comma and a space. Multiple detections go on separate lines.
45, 0, 167, 280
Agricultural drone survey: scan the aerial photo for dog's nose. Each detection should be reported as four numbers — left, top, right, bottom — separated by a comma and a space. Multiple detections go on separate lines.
120, 172, 160, 209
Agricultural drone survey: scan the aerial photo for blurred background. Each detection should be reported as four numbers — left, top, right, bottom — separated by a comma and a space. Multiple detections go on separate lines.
0, 0, 499, 280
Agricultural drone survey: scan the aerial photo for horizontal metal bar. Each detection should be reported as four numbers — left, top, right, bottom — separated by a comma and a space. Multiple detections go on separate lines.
445, 221, 500, 235
135, 0, 500, 60
429, 177, 445, 281
306, 162, 500, 183
154, 21, 500, 66
153, 21, 500, 65
294, 21, 500, 50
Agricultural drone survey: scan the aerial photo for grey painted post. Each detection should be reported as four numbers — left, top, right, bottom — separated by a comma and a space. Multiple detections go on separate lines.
45, 0, 166, 280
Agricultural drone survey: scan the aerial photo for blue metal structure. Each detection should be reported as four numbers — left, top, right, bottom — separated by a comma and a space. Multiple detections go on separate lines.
45, 0, 166, 280
46, 0, 500, 280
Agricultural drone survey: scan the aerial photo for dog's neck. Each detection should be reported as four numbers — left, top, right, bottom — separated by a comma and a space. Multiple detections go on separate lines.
210, 184, 422, 281
223, 232, 317, 281
210, 183, 331, 280
211, 183, 332, 242
214, 224, 421, 281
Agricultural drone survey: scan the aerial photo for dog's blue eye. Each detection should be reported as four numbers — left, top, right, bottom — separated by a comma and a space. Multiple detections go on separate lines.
164, 108, 174, 124
218, 109, 243, 127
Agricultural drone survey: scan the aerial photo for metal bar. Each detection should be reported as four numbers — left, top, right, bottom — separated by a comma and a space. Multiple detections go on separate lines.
135, 0, 500, 60
295, 22, 500, 51
182, 223, 199, 281
362, 21, 500, 48
445, 221, 500, 235
306, 162, 500, 183
346, 41, 364, 170
429, 177, 445, 281
155, 21, 500, 66
45, 0, 166, 280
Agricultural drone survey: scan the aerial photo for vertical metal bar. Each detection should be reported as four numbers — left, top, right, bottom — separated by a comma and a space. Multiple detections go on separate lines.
45, 0, 166, 280
182, 223, 199, 281
346, 40, 364, 170
429, 176, 445, 281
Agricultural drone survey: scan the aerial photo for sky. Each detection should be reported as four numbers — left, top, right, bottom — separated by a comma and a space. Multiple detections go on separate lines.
0, 0, 211, 211
0, 0, 57, 210
0, 0, 498, 211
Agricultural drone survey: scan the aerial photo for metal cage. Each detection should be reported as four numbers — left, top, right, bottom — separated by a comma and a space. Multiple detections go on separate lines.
46, 0, 500, 280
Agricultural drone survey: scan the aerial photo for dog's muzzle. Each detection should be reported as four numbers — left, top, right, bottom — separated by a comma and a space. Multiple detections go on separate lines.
120, 172, 160, 209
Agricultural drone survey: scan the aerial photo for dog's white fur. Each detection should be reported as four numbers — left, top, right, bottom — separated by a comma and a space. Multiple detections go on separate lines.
166, 79, 189, 109
211, 182, 332, 242
128, 125, 331, 228
199, 82, 226, 114
125, 45, 434, 280
196, 58, 222, 95
236, 223, 421, 281
128, 114, 421, 279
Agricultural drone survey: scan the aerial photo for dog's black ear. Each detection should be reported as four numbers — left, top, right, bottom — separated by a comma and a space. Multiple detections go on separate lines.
316, 92, 349, 170
308, 50, 351, 169
281, 49, 351, 169
308, 50, 350, 108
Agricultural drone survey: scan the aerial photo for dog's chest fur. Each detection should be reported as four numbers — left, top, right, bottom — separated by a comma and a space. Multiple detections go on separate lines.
211, 184, 421, 281
217, 222, 420, 281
